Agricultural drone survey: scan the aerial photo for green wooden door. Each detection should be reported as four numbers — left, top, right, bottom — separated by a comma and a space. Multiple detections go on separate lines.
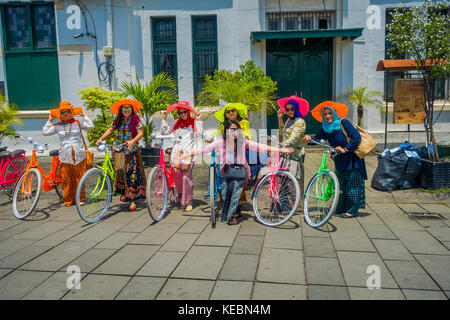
266, 38, 332, 134
266, 51, 299, 135
299, 49, 331, 134
2, 3, 60, 110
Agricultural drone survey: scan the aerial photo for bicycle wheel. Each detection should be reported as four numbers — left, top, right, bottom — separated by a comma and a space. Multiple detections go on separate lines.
303, 171, 340, 228
76, 167, 113, 223
253, 170, 300, 227
209, 166, 217, 228
146, 166, 168, 222
1, 155, 29, 197
54, 161, 63, 200
12, 168, 42, 219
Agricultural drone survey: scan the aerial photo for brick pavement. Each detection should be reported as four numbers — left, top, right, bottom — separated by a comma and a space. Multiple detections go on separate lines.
0, 153, 449, 300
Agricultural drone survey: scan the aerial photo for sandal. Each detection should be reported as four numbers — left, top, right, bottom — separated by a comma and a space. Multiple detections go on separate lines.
227, 217, 238, 225
129, 203, 136, 211
120, 196, 126, 202
339, 212, 357, 218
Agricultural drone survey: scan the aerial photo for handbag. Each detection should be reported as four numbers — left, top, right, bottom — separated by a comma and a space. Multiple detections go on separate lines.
225, 164, 248, 180
340, 120, 377, 159
224, 150, 247, 180
77, 120, 94, 169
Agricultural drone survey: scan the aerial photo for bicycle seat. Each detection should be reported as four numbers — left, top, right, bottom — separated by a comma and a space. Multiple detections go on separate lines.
0, 151, 12, 159
49, 149, 59, 157
11, 149, 25, 156
165, 148, 172, 155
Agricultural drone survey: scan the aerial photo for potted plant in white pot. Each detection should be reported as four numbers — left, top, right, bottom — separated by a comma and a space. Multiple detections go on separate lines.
386, 0, 450, 189
121, 72, 178, 167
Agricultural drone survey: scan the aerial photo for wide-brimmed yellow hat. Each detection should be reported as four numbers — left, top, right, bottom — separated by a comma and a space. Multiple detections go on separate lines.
110, 99, 142, 115
215, 103, 248, 123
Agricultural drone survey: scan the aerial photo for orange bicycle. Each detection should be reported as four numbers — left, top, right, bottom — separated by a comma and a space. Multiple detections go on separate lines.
12, 136, 63, 219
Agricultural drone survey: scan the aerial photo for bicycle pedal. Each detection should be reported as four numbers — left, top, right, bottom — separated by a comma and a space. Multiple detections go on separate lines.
204, 195, 210, 201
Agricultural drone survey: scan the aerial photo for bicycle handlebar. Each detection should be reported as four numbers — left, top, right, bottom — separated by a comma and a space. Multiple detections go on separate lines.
97, 142, 127, 152
15, 135, 48, 152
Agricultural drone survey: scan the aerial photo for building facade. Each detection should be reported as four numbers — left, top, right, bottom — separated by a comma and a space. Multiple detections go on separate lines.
0, 0, 448, 150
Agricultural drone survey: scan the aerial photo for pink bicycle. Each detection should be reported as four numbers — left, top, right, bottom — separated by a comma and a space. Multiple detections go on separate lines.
0, 141, 29, 199
251, 136, 300, 226
146, 133, 177, 222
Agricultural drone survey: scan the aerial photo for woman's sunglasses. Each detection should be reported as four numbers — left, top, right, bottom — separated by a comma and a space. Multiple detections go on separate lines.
60, 110, 72, 115
178, 110, 188, 115
122, 106, 132, 111
228, 128, 240, 132
226, 109, 236, 114
285, 107, 295, 112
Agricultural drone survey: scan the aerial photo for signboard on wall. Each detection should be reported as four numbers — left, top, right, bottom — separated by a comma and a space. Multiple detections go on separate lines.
393, 78, 425, 124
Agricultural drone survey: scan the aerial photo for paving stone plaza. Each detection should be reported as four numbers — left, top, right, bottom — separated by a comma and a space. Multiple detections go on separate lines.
0, 153, 449, 300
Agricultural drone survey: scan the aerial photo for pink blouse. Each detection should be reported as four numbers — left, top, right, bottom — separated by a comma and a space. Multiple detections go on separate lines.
200, 138, 268, 179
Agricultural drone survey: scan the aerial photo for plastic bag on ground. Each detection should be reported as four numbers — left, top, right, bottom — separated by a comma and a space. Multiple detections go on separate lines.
399, 157, 422, 190
371, 149, 408, 192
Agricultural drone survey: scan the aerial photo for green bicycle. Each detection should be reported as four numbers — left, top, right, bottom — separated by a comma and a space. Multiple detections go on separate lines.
75, 142, 124, 223
303, 139, 340, 228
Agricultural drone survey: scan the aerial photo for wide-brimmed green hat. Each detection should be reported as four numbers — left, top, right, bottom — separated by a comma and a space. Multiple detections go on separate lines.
215, 103, 248, 123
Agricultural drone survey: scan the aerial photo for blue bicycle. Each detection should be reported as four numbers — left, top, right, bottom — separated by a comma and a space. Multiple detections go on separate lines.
206, 148, 222, 228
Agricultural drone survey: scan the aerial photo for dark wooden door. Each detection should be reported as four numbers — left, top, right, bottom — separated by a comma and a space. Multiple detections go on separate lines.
266, 38, 332, 134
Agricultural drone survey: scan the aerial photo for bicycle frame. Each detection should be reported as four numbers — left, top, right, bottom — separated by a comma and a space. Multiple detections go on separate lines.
0, 152, 27, 189
20, 149, 61, 194
89, 150, 116, 199
206, 149, 222, 199
156, 148, 175, 192
312, 146, 336, 202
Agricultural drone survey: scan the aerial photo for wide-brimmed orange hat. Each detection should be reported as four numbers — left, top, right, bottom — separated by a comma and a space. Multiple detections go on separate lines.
50, 101, 82, 119
110, 99, 142, 115
311, 101, 348, 122
167, 100, 199, 115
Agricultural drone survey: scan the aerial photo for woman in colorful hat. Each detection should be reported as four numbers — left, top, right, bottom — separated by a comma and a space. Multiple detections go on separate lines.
212, 102, 268, 194
277, 95, 309, 200
160, 101, 202, 212
303, 101, 367, 218
96, 99, 146, 211
182, 119, 294, 225
43, 101, 94, 206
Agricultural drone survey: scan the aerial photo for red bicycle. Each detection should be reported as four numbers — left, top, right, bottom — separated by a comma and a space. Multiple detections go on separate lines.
0, 139, 30, 199
146, 133, 177, 222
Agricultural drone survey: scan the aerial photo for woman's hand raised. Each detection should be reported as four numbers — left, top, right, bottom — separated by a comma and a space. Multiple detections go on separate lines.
162, 110, 168, 121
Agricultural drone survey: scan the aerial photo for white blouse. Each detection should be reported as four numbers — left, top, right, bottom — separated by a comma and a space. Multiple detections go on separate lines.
42, 115, 94, 165
160, 119, 202, 165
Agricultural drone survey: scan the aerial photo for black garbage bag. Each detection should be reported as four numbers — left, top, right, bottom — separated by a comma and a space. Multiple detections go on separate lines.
398, 157, 422, 190
371, 150, 408, 192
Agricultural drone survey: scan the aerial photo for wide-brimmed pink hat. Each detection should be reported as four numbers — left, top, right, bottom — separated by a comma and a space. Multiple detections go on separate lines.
167, 100, 199, 115
277, 96, 309, 118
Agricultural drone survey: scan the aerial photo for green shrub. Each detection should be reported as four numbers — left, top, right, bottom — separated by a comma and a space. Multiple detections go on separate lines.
78, 86, 125, 146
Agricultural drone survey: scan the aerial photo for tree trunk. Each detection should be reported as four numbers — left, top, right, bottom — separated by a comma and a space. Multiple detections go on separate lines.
357, 105, 363, 127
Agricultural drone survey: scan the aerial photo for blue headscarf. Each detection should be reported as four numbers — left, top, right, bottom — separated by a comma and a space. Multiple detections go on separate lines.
287, 100, 302, 119
322, 107, 341, 133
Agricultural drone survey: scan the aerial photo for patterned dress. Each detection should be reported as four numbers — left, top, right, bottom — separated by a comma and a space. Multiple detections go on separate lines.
111, 117, 146, 202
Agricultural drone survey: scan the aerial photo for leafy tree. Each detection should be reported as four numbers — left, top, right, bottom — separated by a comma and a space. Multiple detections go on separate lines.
0, 94, 23, 145
78, 86, 125, 146
386, 0, 450, 161
121, 72, 178, 146
196, 60, 278, 114
347, 86, 383, 128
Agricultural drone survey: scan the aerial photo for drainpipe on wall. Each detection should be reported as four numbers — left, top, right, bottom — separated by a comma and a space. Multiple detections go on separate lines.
105, 0, 114, 89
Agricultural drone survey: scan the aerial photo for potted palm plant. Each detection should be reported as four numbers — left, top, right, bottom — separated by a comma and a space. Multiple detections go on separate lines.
347, 86, 383, 128
121, 72, 178, 166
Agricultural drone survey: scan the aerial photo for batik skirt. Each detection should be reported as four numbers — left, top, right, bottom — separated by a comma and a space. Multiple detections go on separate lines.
335, 168, 366, 215
113, 149, 146, 201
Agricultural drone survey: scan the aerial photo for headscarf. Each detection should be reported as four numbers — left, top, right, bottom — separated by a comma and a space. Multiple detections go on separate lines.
287, 100, 302, 120
173, 108, 196, 132
322, 107, 342, 133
